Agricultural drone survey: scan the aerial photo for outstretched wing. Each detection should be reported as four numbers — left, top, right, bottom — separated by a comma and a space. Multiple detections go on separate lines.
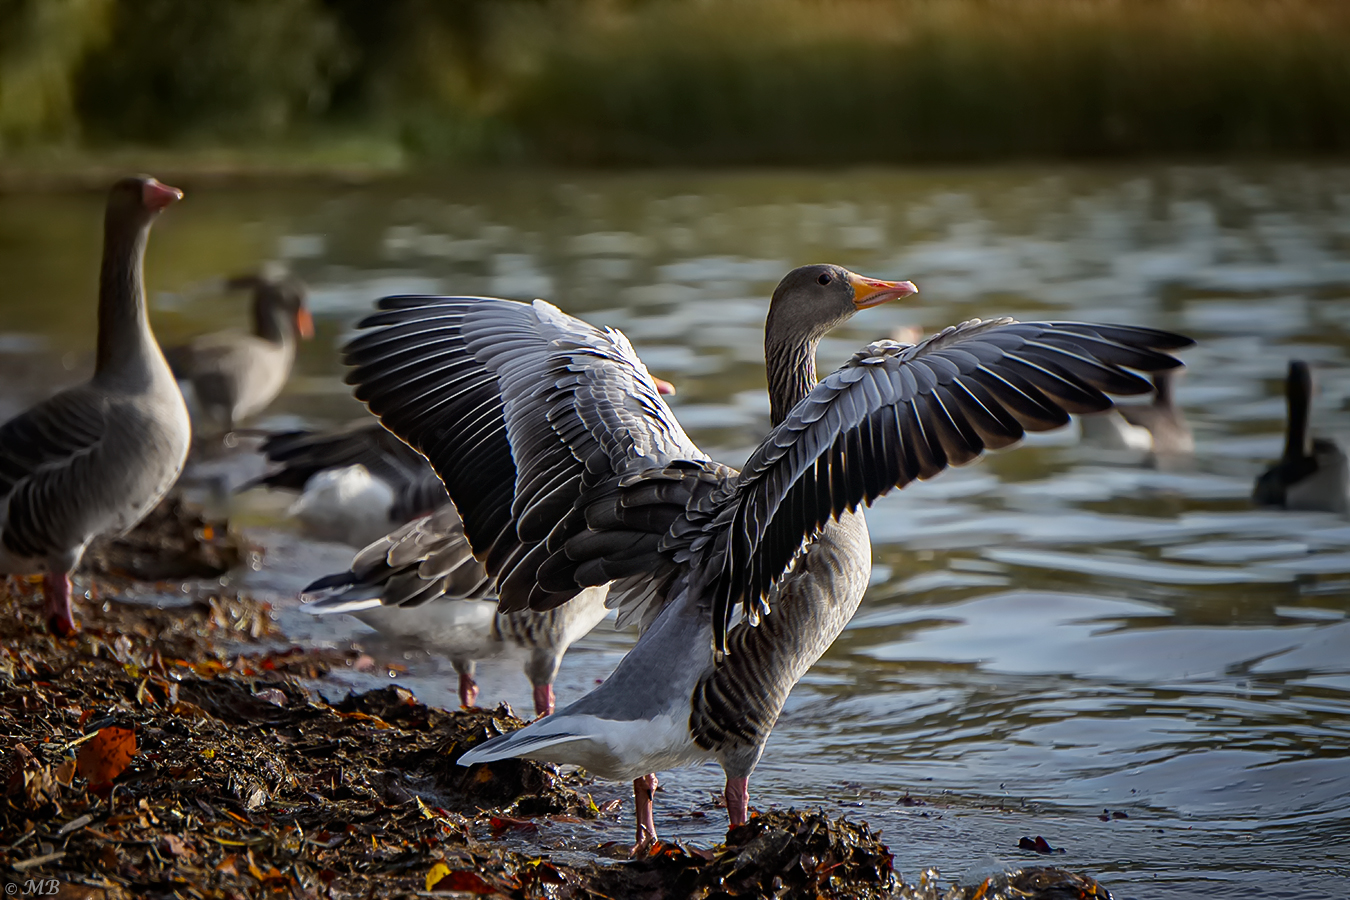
303, 503, 493, 612
706, 318, 1193, 651
343, 295, 707, 613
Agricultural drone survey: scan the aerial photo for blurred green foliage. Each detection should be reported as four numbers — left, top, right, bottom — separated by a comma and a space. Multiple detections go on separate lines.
77, 0, 345, 142
0, 0, 111, 148
0, 0, 1347, 164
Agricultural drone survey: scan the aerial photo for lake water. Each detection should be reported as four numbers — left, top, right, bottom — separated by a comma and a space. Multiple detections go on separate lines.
1, 165, 1348, 898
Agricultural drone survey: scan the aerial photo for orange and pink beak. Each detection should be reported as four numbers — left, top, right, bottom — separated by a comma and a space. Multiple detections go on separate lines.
142, 178, 183, 210
296, 306, 315, 340
847, 272, 918, 309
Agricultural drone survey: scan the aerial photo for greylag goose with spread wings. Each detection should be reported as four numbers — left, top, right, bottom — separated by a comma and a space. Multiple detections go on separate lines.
342, 264, 1192, 847
0, 176, 190, 634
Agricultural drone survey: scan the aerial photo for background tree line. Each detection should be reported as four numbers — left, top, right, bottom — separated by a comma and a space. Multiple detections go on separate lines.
1, 0, 1348, 165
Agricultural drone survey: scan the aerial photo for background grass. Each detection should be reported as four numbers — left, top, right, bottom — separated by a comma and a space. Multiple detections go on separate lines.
1, 0, 1348, 169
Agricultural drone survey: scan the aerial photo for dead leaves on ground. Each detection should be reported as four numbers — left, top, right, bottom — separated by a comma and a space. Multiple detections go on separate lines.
0, 559, 1115, 900
75, 727, 137, 789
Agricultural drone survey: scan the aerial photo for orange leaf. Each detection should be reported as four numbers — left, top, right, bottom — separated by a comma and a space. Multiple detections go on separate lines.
336, 711, 392, 729
429, 869, 499, 894
76, 726, 137, 786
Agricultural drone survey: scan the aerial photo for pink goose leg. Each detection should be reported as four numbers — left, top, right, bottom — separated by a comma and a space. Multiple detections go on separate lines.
532, 683, 556, 717
633, 773, 660, 852
43, 572, 77, 637
726, 776, 750, 827
457, 671, 479, 708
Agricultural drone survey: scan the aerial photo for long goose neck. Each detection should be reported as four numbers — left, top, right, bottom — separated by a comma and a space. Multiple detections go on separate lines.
94, 212, 158, 386
253, 292, 292, 345
1285, 365, 1313, 463
1153, 371, 1175, 408
765, 328, 819, 427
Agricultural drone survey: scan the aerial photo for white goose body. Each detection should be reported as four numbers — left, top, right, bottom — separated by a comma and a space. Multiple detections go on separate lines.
250, 421, 448, 547
288, 464, 398, 547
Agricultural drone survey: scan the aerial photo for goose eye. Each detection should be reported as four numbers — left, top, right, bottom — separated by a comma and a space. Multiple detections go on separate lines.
817, 273, 832, 285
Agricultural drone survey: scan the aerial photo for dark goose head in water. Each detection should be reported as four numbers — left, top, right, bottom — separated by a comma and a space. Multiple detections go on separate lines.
1254, 360, 1349, 514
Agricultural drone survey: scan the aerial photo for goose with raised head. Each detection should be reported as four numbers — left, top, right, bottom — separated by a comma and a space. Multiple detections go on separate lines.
167, 269, 312, 435
1254, 360, 1349, 514
301, 502, 610, 716
0, 176, 191, 635
342, 264, 1192, 848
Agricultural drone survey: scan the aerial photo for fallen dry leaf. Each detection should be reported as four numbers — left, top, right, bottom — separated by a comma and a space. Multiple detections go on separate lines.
428, 868, 500, 894
426, 862, 451, 891
76, 726, 136, 787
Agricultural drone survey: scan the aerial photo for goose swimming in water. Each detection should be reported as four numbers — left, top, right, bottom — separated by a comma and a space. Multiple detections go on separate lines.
341, 264, 1192, 847
167, 269, 312, 436
0, 177, 191, 635
1254, 360, 1349, 514
1080, 369, 1192, 457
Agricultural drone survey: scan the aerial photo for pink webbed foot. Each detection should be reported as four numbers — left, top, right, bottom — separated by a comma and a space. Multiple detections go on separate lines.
532, 683, 556, 717
457, 671, 479, 708
43, 573, 77, 637
632, 773, 660, 855
725, 776, 750, 827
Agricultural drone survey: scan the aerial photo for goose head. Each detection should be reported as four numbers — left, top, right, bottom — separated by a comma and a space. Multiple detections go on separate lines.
228, 270, 314, 342
765, 264, 917, 348
106, 175, 182, 232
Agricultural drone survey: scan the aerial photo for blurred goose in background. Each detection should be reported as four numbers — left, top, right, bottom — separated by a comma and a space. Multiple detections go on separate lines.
250, 421, 448, 547
0, 177, 190, 635
1254, 360, 1349, 514
1079, 369, 1192, 456
167, 269, 312, 436
342, 264, 1191, 848
251, 376, 675, 547
301, 503, 610, 716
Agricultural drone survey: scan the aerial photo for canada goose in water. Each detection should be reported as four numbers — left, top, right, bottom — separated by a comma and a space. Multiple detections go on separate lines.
1254, 360, 1349, 514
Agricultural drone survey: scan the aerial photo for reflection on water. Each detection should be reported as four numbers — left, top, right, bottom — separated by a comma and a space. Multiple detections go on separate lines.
3, 165, 1350, 898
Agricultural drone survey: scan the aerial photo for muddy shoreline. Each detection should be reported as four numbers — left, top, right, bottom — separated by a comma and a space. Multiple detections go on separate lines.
2, 499, 1113, 900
